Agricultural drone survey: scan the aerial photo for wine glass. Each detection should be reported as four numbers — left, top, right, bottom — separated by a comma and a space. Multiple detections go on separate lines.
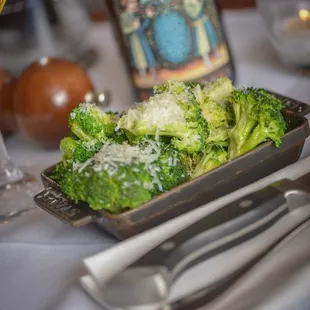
0, 130, 42, 224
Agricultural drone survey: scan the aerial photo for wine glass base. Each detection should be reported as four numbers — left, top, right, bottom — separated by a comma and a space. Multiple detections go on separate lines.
0, 158, 24, 188
0, 173, 43, 219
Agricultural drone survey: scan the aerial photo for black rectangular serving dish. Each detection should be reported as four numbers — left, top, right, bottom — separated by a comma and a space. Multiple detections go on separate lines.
34, 93, 310, 240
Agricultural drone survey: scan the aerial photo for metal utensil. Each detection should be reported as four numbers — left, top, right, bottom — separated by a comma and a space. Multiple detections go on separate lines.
101, 173, 310, 310
167, 216, 310, 310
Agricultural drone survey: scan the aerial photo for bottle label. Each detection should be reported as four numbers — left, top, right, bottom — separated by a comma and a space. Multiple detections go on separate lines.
115, 0, 232, 91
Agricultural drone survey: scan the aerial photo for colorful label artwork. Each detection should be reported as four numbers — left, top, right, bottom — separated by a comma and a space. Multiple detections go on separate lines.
115, 0, 231, 89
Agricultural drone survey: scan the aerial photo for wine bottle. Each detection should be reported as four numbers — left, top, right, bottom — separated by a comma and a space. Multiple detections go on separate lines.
105, 0, 235, 101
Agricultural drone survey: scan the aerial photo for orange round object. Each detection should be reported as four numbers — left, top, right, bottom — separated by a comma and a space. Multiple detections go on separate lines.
13, 58, 94, 148
0, 69, 18, 137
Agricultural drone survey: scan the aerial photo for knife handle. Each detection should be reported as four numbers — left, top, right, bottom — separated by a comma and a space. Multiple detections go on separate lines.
132, 186, 288, 279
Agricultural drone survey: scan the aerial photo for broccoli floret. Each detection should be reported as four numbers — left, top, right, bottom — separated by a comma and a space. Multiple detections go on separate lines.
203, 77, 234, 106
69, 103, 116, 142
60, 137, 102, 164
108, 129, 128, 144
112, 164, 153, 211
192, 144, 228, 178
52, 161, 152, 214
59, 137, 77, 163
200, 96, 230, 145
52, 163, 119, 212
192, 84, 232, 146
86, 163, 152, 212
53, 141, 160, 213
151, 143, 190, 195
179, 152, 202, 175
154, 80, 191, 96
117, 81, 208, 153
52, 163, 90, 203
199, 97, 228, 128
73, 141, 102, 163
53, 138, 192, 212
227, 88, 287, 160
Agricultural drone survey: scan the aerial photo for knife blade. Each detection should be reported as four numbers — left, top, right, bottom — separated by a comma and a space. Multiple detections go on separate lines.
101, 173, 310, 310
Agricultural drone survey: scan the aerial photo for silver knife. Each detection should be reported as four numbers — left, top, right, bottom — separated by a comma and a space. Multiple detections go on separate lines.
101, 173, 310, 310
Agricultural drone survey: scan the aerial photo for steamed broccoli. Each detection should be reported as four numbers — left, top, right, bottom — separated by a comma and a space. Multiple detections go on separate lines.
151, 143, 190, 195
60, 137, 103, 164
52, 163, 90, 203
199, 96, 231, 145
227, 88, 287, 160
53, 141, 155, 213
192, 144, 228, 178
117, 81, 208, 153
53, 78, 289, 214
178, 152, 202, 176
52, 162, 152, 213
53, 138, 193, 212
69, 103, 116, 142
154, 80, 192, 96
192, 79, 234, 146
86, 163, 152, 212
203, 77, 234, 106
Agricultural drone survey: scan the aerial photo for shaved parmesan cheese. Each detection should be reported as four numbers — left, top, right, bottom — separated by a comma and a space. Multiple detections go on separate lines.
121, 93, 186, 130
93, 140, 160, 168
72, 140, 163, 191
73, 157, 93, 173
78, 102, 101, 113
70, 112, 76, 119
83, 140, 97, 150
147, 163, 163, 192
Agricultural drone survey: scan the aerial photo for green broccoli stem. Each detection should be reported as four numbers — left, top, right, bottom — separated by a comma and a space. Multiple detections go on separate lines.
228, 118, 257, 160
206, 127, 229, 145
60, 137, 77, 163
192, 154, 219, 178
239, 125, 270, 155
71, 123, 93, 142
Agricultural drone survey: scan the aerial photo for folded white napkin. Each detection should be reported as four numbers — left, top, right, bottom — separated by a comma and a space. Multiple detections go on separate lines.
80, 156, 310, 309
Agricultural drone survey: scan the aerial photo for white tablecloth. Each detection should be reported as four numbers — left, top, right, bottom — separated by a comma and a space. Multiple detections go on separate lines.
1, 9, 310, 310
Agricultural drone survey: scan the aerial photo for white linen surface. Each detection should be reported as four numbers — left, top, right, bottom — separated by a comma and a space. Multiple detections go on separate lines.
2, 9, 310, 310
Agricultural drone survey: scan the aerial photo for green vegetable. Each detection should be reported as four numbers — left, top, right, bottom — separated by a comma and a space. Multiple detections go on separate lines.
54, 140, 157, 213
192, 144, 228, 178
69, 103, 116, 142
52, 162, 152, 213
227, 88, 286, 160
53, 79, 288, 213
151, 142, 190, 195
203, 77, 234, 106
192, 78, 234, 146
117, 81, 208, 154
60, 137, 102, 164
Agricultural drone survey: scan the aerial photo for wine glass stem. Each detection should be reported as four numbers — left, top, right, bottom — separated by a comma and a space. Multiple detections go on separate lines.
0, 131, 24, 187
0, 131, 9, 160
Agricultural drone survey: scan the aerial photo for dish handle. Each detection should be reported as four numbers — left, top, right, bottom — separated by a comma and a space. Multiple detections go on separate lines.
34, 188, 94, 226
272, 91, 310, 117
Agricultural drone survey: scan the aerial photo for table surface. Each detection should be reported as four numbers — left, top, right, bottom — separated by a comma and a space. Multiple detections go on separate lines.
2, 9, 310, 310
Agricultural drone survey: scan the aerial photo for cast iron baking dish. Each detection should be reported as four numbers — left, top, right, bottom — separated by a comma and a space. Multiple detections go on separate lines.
34, 92, 310, 240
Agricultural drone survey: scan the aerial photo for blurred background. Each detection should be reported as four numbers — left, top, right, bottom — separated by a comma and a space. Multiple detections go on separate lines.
0, 0, 309, 151
220, 0, 256, 8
